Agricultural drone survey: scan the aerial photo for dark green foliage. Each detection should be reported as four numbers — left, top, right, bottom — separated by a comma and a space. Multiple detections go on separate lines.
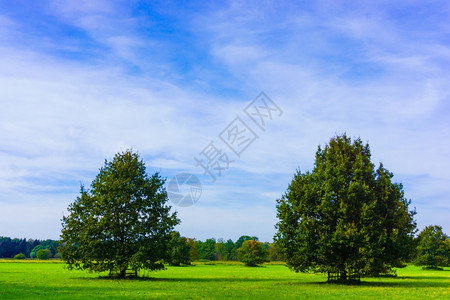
187, 238, 200, 261
414, 225, 450, 269
215, 239, 236, 261
167, 231, 191, 266
36, 249, 52, 260
275, 134, 417, 282
198, 238, 216, 260
235, 235, 258, 250
0, 237, 45, 258
30, 240, 60, 259
237, 240, 268, 266
25, 239, 41, 258
268, 243, 281, 261
59, 150, 179, 278
13, 253, 26, 259
0, 237, 30, 258
30, 245, 44, 259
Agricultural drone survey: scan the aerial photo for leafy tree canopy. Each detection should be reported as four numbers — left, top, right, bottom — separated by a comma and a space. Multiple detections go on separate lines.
414, 225, 449, 269
237, 240, 268, 267
59, 150, 179, 278
215, 239, 236, 261
235, 235, 258, 251
36, 249, 52, 260
198, 238, 216, 261
275, 134, 417, 282
14, 253, 26, 259
186, 238, 200, 261
166, 231, 191, 266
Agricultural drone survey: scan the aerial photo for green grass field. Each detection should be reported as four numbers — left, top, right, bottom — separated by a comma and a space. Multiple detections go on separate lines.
0, 260, 448, 299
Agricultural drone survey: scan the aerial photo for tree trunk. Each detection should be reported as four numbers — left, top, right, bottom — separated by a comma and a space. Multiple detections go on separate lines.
120, 268, 126, 278
340, 269, 347, 282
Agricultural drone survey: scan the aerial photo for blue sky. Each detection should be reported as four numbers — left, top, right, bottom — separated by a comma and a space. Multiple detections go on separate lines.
1, 1, 449, 242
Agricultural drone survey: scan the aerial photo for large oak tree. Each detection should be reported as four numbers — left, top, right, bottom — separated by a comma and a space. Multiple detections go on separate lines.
59, 150, 179, 278
275, 135, 416, 282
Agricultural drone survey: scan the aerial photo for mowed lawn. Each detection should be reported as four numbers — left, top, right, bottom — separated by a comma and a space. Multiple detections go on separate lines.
0, 261, 448, 299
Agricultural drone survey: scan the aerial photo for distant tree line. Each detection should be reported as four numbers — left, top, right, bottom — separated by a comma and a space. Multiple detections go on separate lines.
167, 234, 279, 266
2, 224, 449, 270
0, 237, 60, 259
0, 233, 278, 264
1, 229, 448, 269
169, 230, 449, 269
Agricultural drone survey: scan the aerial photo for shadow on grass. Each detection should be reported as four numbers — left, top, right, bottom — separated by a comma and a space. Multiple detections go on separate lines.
300, 276, 450, 288
75, 276, 292, 283
420, 267, 448, 271
73, 274, 450, 288
396, 275, 450, 280
356, 279, 449, 288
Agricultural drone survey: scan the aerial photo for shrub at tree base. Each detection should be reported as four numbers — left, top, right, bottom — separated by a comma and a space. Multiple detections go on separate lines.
275, 134, 417, 283
14, 253, 26, 259
237, 240, 268, 267
36, 249, 52, 260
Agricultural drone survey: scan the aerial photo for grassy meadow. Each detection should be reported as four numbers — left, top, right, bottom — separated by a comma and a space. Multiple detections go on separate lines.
0, 260, 448, 299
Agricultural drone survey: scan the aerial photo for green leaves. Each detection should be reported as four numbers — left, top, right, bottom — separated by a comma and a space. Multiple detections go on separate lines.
59, 150, 179, 277
166, 231, 191, 266
414, 225, 449, 269
275, 134, 417, 281
237, 240, 269, 267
